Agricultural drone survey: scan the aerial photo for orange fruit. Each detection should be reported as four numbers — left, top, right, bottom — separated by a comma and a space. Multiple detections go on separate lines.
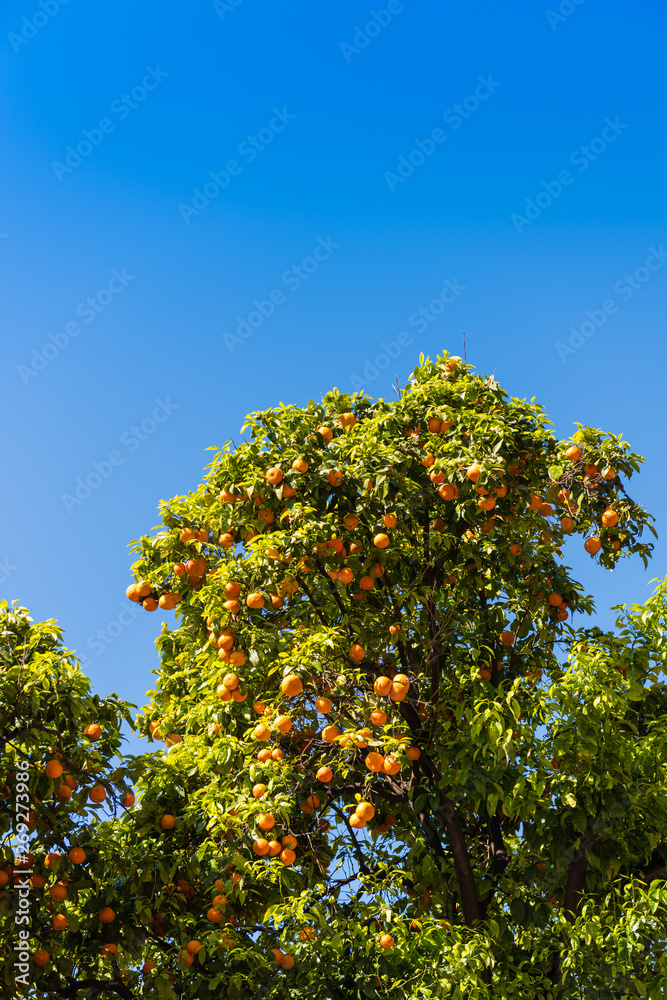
89, 785, 106, 804
356, 801, 375, 822
247, 592, 265, 609
160, 814, 176, 831
547, 593, 562, 607
373, 533, 390, 549
257, 748, 272, 763
292, 458, 309, 473
350, 643, 365, 662
84, 724, 102, 741
282, 835, 297, 848
560, 517, 574, 532
383, 756, 401, 775
565, 445, 582, 461
122, 792, 135, 808
281, 675, 303, 698
438, 483, 458, 500
406, 746, 421, 760
478, 496, 496, 511
257, 813, 276, 831
252, 784, 267, 799
207, 907, 224, 923
322, 725, 340, 743
52, 914, 67, 931
365, 752, 385, 772
68, 847, 86, 864
373, 676, 392, 696
499, 631, 515, 647
280, 848, 296, 866
601, 508, 619, 527
266, 467, 284, 485
142, 597, 158, 611
253, 723, 271, 741
317, 425, 333, 443
317, 766, 333, 783
584, 537, 601, 555
222, 672, 239, 691
99, 906, 116, 924
45, 758, 64, 780
370, 709, 387, 726
359, 575, 375, 591
379, 934, 394, 949
275, 715, 292, 735
327, 469, 343, 487
280, 953, 295, 969
49, 882, 68, 901
466, 463, 482, 482
268, 840, 282, 856
271, 747, 285, 760
217, 683, 232, 702
349, 813, 365, 829
186, 940, 201, 956
343, 514, 359, 529
253, 838, 270, 856
33, 950, 50, 967
315, 696, 332, 714
338, 567, 354, 585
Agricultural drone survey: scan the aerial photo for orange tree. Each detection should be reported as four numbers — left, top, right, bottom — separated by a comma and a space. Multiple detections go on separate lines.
5, 350, 667, 999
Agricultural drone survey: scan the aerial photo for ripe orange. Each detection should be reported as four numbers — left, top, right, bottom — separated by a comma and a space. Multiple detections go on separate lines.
84, 724, 102, 741
317, 425, 333, 443
280, 953, 295, 969
281, 835, 297, 848
257, 748, 272, 763
268, 840, 282, 856
68, 847, 86, 864
281, 675, 303, 697
99, 906, 116, 924
322, 725, 340, 743
510, 544, 522, 556
315, 696, 332, 714
33, 950, 50, 966
499, 631, 515, 647
271, 747, 285, 760
547, 593, 562, 607
223, 599, 241, 615
253, 723, 271, 741
89, 785, 106, 804
53, 914, 68, 931
349, 813, 365, 829
370, 709, 387, 726
406, 746, 421, 760
560, 517, 574, 532
356, 801, 375, 822
252, 784, 267, 799
373, 533, 390, 549
438, 483, 458, 500
373, 676, 392, 696
379, 934, 394, 949
266, 467, 283, 486
601, 508, 619, 527
292, 458, 309, 473
343, 514, 359, 529
365, 752, 385, 772
316, 766, 333, 783
49, 882, 68, 901
350, 643, 365, 662
478, 496, 496, 511
383, 756, 401, 775
276, 715, 292, 734
253, 838, 270, 856
280, 848, 296, 866
247, 592, 265, 609
142, 597, 158, 612
222, 672, 239, 691
207, 907, 224, 923
45, 758, 64, 780
359, 575, 375, 591
565, 445, 582, 461
160, 814, 176, 831
584, 537, 601, 555
217, 684, 232, 702
218, 532, 235, 548
338, 567, 354, 585
122, 792, 135, 808
258, 813, 275, 831
327, 469, 343, 487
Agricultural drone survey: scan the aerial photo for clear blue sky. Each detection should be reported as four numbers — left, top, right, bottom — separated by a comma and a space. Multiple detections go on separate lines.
1, 0, 666, 731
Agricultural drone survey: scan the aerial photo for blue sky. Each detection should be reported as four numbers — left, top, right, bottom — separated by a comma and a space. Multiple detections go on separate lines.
1, 0, 666, 737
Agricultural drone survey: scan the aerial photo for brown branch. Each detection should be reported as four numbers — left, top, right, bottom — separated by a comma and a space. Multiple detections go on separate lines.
295, 573, 328, 627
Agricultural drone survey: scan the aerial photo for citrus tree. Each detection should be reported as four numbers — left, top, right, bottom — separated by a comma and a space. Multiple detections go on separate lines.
5, 351, 667, 999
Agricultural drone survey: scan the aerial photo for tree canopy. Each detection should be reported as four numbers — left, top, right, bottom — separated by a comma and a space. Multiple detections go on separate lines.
3, 351, 667, 999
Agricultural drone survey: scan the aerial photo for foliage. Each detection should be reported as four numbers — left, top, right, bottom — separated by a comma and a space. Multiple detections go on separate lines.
2, 351, 666, 999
